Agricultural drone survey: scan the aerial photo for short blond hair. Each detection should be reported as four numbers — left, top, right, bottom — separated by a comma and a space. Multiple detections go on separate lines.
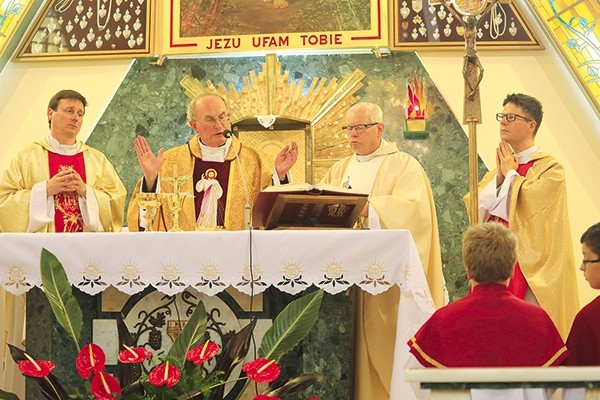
462, 223, 517, 283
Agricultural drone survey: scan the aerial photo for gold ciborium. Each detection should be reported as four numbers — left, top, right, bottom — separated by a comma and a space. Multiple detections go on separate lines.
138, 192, 161, 232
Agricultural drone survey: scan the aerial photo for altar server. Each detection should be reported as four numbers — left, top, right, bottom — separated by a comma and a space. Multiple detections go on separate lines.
565, 222, 600, 365
409, 222, 568, 368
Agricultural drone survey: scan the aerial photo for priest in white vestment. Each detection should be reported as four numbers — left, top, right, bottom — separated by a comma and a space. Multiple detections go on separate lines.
0, 89, 126, 233
320, 102, 445, 400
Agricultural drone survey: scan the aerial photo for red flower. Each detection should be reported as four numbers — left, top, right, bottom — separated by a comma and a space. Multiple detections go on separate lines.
186, 341, 220, 365
90, 371, 122, 399
148, 361, 181, 387
76, 343, 106, 379
252, 396, 280, 400
17, 353, 55, 378
311, 397, 320, 400
117, 345, 152, 363
242, 358, 281, 383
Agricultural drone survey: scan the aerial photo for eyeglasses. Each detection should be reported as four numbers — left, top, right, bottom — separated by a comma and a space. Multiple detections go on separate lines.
582, 259, 600, 265
341, 122, 380, 132
198, 113, 230, 127
496, 113, 531, 122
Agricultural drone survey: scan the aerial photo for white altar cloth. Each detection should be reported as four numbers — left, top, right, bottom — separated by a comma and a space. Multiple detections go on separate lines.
0, 229, 436, 400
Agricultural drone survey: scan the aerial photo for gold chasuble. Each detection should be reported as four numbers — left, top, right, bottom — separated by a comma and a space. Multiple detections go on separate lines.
321, 139, 445, 400
0, 138, 126, 232
466, 152, 579, 339
128, 135, 273, 231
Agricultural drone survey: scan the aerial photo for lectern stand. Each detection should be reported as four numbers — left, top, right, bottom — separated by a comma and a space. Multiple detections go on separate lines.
252, 183, 368, 229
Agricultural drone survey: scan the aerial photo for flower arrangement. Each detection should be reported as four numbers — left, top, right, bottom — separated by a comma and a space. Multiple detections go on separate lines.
2, 248, 325, 400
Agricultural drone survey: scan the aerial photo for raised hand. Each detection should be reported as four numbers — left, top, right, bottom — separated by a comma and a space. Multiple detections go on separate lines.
275, 141, 298, 180
134, 135, 165, 189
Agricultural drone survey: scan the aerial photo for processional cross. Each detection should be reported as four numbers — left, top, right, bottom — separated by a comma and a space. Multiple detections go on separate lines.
434, 0, 507, 225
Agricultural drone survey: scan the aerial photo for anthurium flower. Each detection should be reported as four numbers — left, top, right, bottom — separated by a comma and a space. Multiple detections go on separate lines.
17, 353, 55, 378
252, 396, 280, 400
76, 343, 106, 379
90, 371, 122, 399
148, 361, 181, 387
117, 344, 152, 363
242, 358, 281, 383
186, 341, 220, 365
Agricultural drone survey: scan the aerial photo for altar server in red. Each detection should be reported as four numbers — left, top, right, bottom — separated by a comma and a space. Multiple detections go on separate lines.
0, 89, 126, 232
565, 222, 600, 365
409, 222, 568, 367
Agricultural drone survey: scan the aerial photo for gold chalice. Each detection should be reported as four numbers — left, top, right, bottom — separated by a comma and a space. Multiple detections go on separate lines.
138, 192, 161, 232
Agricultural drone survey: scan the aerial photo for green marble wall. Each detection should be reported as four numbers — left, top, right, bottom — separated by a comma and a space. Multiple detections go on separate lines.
24, 52, 489, 400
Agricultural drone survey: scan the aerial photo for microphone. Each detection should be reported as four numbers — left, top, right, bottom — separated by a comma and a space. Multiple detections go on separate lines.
223, 129, 232, 138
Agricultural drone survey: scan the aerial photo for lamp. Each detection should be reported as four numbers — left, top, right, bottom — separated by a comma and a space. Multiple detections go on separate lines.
404, 72, 430, 139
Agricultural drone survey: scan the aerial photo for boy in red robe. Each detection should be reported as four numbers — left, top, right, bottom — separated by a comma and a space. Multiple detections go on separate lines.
408, 222, 568, 367
565, 222, 600, 365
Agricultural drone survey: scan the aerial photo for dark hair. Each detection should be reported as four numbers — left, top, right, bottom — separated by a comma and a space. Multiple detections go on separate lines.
47, 89, 87, 128
503, 93, 543, 135
581, 222, 600, 256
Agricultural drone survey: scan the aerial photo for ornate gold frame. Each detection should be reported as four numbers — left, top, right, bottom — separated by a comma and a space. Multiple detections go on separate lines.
13, 0, 155, 61
389, 0, 542, 50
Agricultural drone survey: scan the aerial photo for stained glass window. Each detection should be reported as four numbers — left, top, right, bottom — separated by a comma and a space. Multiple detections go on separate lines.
532, 0, 600, 112
1, 1, 29, 57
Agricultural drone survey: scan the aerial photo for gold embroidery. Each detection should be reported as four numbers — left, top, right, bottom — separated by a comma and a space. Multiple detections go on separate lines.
53, 164, 83, 232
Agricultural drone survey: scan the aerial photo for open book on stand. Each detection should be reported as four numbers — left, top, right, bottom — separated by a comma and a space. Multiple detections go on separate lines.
252, 183, 368, 230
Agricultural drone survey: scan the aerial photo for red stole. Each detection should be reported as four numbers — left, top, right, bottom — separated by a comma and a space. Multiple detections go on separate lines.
48, 152, 86, 232
193, 159, 231, 226
489, 161, 535, 299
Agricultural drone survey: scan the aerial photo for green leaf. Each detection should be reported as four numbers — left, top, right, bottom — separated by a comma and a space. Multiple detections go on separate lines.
217, 319, 256, 378
264, 373, 326, 397
258, 289, 323, 361
212, 319, 257, 400
167, 300, 207, 368
0, 388, 21, 400
39, 248, 83, 351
